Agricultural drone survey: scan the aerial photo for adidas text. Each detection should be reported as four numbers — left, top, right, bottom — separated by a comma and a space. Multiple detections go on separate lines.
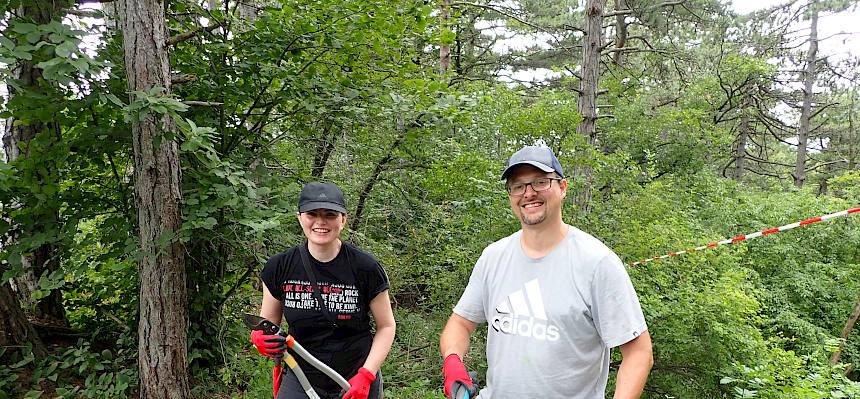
492, 315, 560, 341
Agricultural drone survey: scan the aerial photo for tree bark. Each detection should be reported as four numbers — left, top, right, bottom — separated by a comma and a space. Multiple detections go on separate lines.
830, 292, 860, 366
2, 0, 69, 328
732, 97, 751, 180
612, 0, 628, 67
349, 114, 406, 233
440, 0, 452, 74
311, 121, 336, 178
849, 91, 857, 171
0, 264, 47, 360
119, 1, 191, 398
793, 0, 818, 188
574, 0, 605, 211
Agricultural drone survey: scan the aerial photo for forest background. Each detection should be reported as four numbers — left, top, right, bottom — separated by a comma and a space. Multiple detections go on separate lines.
1, 0, 860, 398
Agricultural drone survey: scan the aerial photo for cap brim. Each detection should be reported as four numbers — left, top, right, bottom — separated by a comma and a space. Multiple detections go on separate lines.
500, 161, 555, 180
299, 201, 347, 214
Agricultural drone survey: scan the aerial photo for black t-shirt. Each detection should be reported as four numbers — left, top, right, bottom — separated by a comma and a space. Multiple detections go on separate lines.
261, 242, 389, 394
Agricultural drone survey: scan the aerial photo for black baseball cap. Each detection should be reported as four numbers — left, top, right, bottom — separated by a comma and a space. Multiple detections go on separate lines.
298, 182, 348, 214
500, 145, 564, 180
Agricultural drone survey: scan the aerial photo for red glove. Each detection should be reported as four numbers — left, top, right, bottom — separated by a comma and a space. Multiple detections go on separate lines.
250, 329, 286, 358
341, 367, 376, 399
443, 354, 475, 398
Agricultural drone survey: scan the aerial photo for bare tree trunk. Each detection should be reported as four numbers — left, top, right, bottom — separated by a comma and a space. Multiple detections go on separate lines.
830, 292, 860, 366
350, 115, 406, 233
612, 0, 628, 67
0, 264, 47, 360
439, 0, 451, 74
119, 1, 190, 398
733, 98, 751, 180
849, 91, 857, 170
311, 122, 336, 178
237, 0, 260, 21
574, 0, 605, 211
2, 0, 68, 328
793, 0, 818, 188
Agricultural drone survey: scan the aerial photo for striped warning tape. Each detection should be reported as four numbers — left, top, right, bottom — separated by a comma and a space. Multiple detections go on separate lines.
629, 207, 860, 266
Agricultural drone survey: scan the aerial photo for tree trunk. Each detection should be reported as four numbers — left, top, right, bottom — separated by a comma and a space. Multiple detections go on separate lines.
733, 98, 751, 180
439, 0, 451, 74
119, 1, 191, 398
0, 264, 47, 360
849, 91, 857, 170
612, 0, 628, 67
349, 115, 406, 234
829, 292, 860, 366
237, 1, 259, 22
793, 0, 818, 188
2, 0, 69, 328
311, 121, 336, 178
574, 0, 605, 211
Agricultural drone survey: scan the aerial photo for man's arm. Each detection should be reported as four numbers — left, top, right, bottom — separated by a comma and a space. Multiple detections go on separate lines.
440, 313, 478, 358
613, 331, 653, 399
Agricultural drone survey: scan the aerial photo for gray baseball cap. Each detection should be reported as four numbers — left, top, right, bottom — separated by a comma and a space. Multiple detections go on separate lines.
298, 182, 348, 214
500, 145, 564, 180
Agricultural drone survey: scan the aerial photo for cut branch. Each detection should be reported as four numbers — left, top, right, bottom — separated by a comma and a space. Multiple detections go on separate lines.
604, 9, 633, 17
171, 74, 197, 85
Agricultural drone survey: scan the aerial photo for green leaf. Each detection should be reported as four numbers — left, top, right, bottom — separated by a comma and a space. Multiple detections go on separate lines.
11, 23, 38, 34
105, 93, 126, 107
55, 41, 77, 58
25, 31, 41, 44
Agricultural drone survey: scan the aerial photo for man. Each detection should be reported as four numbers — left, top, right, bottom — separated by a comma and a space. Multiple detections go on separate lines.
439, 145, 653, 399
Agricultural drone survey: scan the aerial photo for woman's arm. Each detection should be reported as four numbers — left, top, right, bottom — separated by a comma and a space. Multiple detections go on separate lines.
260, 283, 283, 324
361, 290, 396, 374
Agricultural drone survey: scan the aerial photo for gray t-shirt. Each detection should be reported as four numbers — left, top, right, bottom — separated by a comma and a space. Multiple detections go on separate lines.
453, 225, 647, 399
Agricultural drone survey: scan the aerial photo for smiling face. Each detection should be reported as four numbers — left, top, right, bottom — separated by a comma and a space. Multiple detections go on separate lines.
297, 209, 347, 247
505, 166, 567, 227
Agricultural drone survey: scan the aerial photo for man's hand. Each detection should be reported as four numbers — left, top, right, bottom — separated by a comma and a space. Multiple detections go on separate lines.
341, 367, 375, 399
443, 354, 476, 398
249, 329, 286, 358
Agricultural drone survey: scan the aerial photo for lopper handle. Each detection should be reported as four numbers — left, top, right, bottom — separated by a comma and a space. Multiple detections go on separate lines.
451, 381, 472, 399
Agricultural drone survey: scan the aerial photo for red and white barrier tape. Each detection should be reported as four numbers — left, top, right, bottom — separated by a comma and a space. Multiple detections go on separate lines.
629, 207, 860, 266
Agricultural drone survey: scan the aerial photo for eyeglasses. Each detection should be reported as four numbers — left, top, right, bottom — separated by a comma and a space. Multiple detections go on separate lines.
506, 177, 562, 196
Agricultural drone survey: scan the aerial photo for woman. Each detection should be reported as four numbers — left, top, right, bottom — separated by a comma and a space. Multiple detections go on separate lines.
251, 182, 396, 399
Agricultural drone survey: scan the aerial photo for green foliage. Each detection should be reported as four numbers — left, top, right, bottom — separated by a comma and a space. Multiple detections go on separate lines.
3, 0, 860, 397
0, 339, 137, 399
828, 171, 860, 203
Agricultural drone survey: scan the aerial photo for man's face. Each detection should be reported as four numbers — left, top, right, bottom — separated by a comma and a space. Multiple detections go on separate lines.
297, 209, 347, 246
505, 166, 567, 226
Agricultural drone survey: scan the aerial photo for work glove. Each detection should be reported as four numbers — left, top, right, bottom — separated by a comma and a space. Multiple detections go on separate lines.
341, 367, 376, 399
250, 329, 286, 358
443, 354, 476, 399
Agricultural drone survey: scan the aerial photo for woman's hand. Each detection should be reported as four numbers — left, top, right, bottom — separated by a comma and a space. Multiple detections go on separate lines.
249, 330, 286, 358
341, 367, 376, 399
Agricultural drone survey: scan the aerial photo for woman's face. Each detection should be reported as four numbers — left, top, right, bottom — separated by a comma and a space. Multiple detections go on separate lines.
298, 209, 347, 247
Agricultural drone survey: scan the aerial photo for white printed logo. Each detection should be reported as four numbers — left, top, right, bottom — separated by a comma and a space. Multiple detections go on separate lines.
318, 193, 328, 199
492, 279, 560, 341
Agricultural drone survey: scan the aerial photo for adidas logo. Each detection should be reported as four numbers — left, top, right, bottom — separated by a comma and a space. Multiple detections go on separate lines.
317, 193, 328, 199
492, 279, 560, 341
